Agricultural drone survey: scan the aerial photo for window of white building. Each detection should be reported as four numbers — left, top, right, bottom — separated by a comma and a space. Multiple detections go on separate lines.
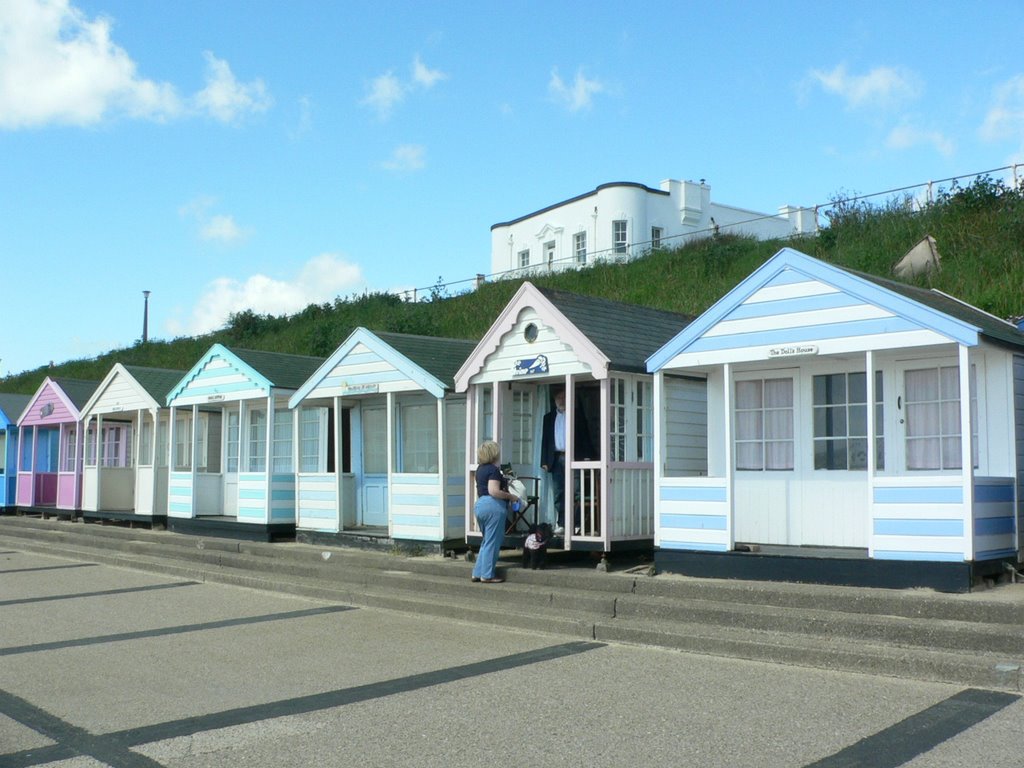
651, 227, 663, 248
544, 240, 555, 267
518, 249, 530, 268
613, 220, 628, 254
574, 232, 587, 264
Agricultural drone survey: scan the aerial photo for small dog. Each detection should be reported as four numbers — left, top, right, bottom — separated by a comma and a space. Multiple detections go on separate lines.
522, 523, 552, 570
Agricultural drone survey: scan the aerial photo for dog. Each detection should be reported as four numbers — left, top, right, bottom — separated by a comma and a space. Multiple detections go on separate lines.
522, 523, 552, 570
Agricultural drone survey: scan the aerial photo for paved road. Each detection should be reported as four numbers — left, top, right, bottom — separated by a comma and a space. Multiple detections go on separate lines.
1, 547, 1020, 768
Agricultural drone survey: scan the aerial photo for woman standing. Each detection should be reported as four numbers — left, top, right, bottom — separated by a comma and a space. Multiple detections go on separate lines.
472, 440, 515, 583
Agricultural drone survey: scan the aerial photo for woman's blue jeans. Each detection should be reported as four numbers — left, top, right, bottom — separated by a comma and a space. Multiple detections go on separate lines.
473, 495, 506, 580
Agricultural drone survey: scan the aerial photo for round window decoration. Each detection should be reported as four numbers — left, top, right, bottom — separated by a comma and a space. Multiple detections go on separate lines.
524, 323, 539, 343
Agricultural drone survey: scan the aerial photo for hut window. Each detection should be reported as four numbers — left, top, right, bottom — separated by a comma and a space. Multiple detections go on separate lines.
812, 372, 883, 471
904, 365, 978, 471
64, 425, 79, 471
272, 410, 293, 473
20, 429, 32, 471
636, 380, 654, 461
156, 418, 169, 468
511, 390, 534, 465
478, 388, 493, 442
100, 424, 132, 468
139, 418, 153, 466
362, 406, 387, 474
198, 412, 222, 473
735, 377, 794, 471
299, 408, 327, 473
248, 409, 267, 472
0, 433, 5, 474
396, 399, 438, 473
174, 414, 192, 471
444, 398, 466, 476
225, 411, 240, 473
610, 378, 626, 461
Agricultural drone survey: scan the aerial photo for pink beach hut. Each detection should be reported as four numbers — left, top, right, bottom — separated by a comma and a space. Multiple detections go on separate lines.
15, 377, 99, 515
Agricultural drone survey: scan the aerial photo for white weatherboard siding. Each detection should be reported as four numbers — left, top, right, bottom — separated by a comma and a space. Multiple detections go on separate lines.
476, 308, 590, 383
309, 343, 422, 396
172, 358, 266, 406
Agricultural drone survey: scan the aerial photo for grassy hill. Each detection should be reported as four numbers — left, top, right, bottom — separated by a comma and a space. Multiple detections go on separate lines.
4, 175, 1023, 395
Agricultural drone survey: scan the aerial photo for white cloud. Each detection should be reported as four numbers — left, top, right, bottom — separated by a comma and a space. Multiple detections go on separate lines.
194, 51, 271, 123
808, 64, 921, 110
412, 55, 447, 88
200, 214, 246, 244
0, 0, 181, 128
180, 196, 248, 245
548, 67, 605, 112
382, 144, 426, 171
167, 253, 366, 336
980, 74, 1024, 143
885, 123, 954, 157
361, 71, 405, 120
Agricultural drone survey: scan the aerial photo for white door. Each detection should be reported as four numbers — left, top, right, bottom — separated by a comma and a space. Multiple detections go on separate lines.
360, 402, 388, 527
222, 409, 239, 517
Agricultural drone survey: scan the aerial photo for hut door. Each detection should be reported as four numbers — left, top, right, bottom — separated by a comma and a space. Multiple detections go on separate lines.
360, 402, 388, 527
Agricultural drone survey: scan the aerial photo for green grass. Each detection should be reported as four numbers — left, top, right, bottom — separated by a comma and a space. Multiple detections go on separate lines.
4, 176, 1023, 395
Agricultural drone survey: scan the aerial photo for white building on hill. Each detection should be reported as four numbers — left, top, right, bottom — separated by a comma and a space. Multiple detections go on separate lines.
490, 179, 817, 276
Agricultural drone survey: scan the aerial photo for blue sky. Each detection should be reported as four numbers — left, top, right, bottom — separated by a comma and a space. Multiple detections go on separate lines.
2, 0, 1023, 376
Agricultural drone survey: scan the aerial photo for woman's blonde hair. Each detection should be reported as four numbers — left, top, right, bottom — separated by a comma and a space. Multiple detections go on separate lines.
477, 440, 501, 464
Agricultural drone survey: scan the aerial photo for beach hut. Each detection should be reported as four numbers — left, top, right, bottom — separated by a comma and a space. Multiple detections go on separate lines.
454, 282, 693, 554
15, 378, 99, 515
0, 393, 31, 512
78, 364, 185, 525
164, 345, 324, 541
647, 247, 1024, 591
288, 328, 476, 549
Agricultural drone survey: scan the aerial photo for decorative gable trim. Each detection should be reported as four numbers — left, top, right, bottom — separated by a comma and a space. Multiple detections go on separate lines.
166, 343, 271, 407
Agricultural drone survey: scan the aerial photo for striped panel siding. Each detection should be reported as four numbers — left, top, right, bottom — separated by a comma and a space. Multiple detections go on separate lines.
705, 303, 893, 338
237, 475, 268, 521
873, 550, 964, 562
660, 486, 727, 503
444, 475, 466, 538
392, 473, 443, 541
973, 477, 1017, 561
872, 486, 963, 504
871, 479, 967, 561
297, 474, 338, 530
319, 369, 414, 391
873, 519, 964, 537
687, 316, 922, 354
656, 479, 729, 552
167, 472, 193, 517
725, 290, 862, 321
269, 473, 296, 522
661, 514, 728, 530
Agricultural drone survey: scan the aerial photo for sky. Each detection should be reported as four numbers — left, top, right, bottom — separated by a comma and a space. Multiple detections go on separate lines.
2, 0, 1023, 377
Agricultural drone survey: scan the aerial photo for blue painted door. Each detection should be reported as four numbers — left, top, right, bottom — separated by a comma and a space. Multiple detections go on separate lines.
360, 402, 388, 527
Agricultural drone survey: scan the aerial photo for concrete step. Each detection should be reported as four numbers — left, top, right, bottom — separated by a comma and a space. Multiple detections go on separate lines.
2, 516, 1023, 691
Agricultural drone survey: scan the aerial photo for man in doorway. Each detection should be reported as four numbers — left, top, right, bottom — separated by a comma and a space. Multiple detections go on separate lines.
540, 386, 594, 535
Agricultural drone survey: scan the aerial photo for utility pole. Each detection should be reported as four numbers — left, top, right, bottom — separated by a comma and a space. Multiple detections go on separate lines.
142, 290, 151, 343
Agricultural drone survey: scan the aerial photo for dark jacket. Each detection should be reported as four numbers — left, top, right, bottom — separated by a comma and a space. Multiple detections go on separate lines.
540, 406, 595, 468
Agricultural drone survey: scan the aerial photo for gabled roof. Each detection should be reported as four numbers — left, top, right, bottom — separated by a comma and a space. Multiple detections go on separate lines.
290, 328, 476, 406
50, 378, 100, 411
227, 346, 326, 390
0, 393, 31, 426
647, 247, 1008, 372
455, 282, 692, 390
80, 364, 187, 416
123, 365, 189, 402
535, 286, 693, 372
372, 331, 477, 387
167, 343, 326, 405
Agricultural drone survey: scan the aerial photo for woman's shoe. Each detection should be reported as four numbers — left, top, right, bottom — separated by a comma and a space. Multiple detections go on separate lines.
471, 577, 481, 582
481, 577, 505, 583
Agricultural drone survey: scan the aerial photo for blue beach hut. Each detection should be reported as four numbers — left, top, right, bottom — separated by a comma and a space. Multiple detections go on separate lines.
288, 328, 476, 550
647, 248, 1024, 591
164, 344, 324, 541
0, 393, 31, 511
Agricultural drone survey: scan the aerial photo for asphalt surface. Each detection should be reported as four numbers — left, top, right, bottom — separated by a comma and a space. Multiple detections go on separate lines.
1, 547, 1021, 768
